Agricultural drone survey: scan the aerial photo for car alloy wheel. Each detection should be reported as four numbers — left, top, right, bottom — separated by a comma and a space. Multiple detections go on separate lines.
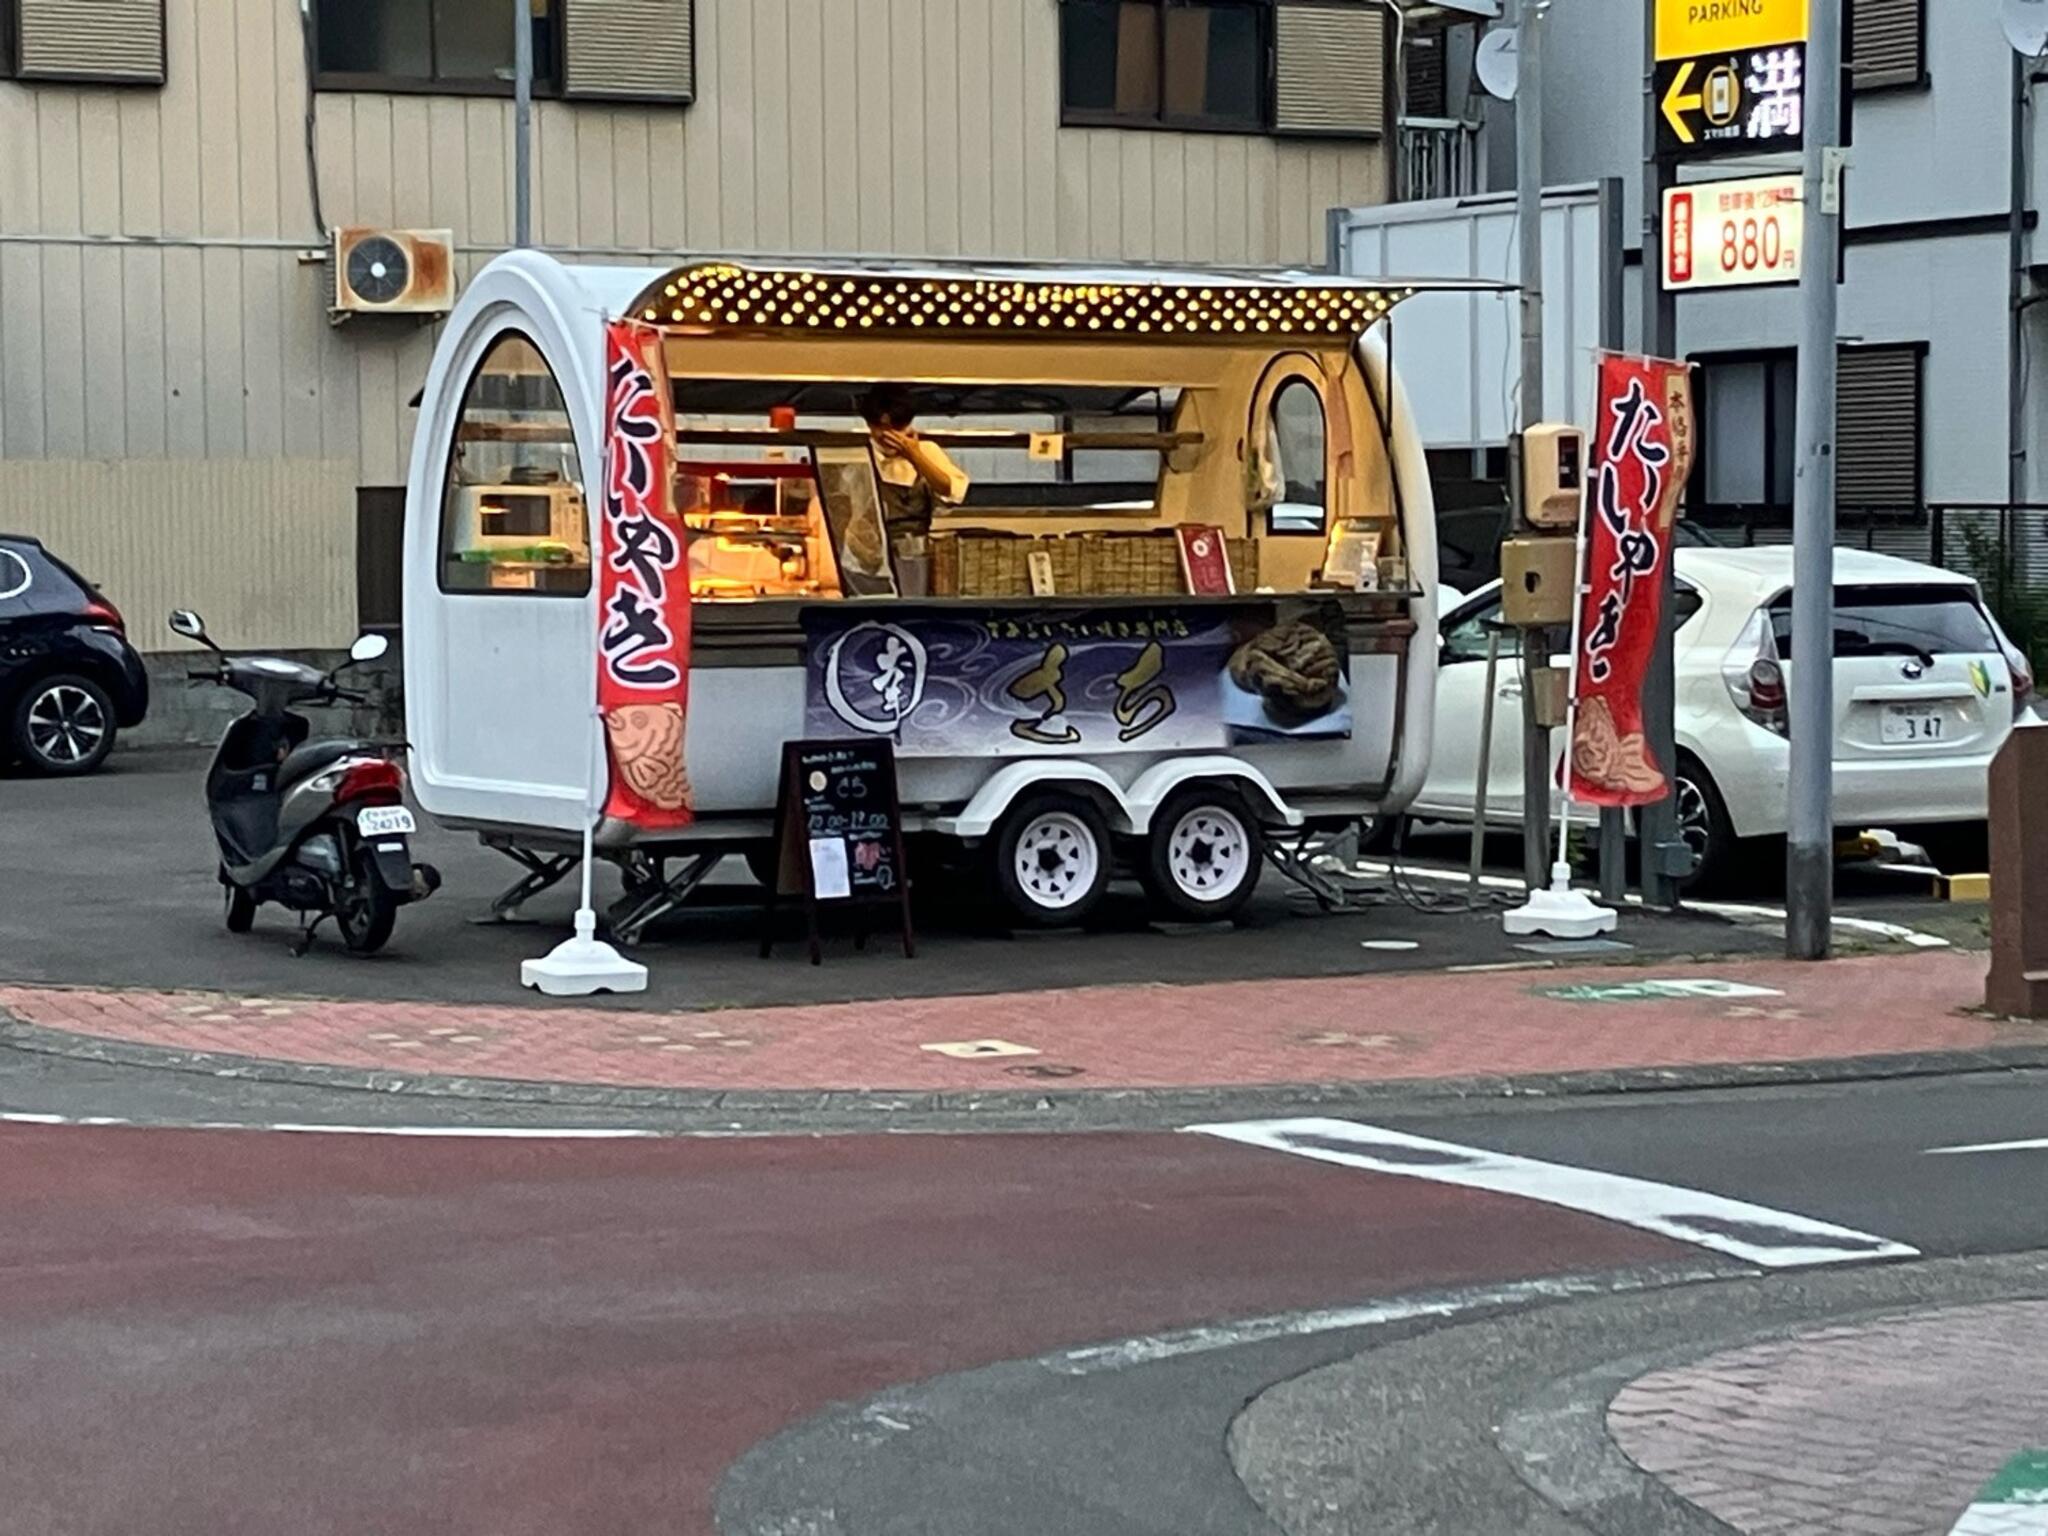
1675, 774, 1713, 863
23, 681, 109, 771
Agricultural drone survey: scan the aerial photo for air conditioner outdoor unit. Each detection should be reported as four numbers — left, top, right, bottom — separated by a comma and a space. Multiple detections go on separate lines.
331, 227, 457, 320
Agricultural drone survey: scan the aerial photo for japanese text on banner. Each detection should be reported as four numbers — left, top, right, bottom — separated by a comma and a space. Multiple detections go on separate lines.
597, 322, 693, 828
1568, 354, 1694, 809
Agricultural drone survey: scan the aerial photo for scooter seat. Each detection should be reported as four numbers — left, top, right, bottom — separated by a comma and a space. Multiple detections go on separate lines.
278, 739, 380, 787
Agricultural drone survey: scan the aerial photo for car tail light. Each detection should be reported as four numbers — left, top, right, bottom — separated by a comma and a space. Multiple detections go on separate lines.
334, 760, 403, 805
1723, 609, 1789, 736
80, 596, 124, 632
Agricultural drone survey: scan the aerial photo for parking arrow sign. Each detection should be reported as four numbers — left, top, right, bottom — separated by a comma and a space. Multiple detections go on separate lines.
1661, 60, 1702, 144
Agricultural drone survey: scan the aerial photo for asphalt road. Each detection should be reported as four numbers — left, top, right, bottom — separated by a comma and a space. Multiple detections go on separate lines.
0, 750, 1795, 1012
5, 1070, 2048, 1535
0, 751, 1968, 1014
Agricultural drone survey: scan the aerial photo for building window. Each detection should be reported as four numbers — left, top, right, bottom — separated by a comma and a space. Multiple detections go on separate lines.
316, 0, 561, 94
1849, 0, 1925, 91
1836, 344, 1925, 512
0, 0, 15, 76
1403, 21, 1447, 119
1693, 352, 1798, 520
1060, 0, 1267, 132
1690, 344, 1924, 528
440, 334, 591, 597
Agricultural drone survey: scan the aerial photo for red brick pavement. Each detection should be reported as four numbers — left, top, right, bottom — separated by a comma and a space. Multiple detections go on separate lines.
0, 949, 2033, 1095
1608, 1300, 2048, 1536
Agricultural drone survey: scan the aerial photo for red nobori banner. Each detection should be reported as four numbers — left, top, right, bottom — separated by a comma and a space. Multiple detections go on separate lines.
1568, 354, 1695, 808
597, 321, 693, 829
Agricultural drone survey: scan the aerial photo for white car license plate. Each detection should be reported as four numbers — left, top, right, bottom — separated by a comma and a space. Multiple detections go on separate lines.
357, 806, 417, 836
1881, 705, 1946, 744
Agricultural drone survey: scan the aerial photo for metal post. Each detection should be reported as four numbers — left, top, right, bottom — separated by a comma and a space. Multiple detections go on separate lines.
1514, 0, 1552, 892
1596, 176, 1630, 901
1470, 628, 1502, 894
1637, 0, 1682, 908
513, 0, 534, 248
2012, 52, 2032, 524
1787, 3, 1844, 959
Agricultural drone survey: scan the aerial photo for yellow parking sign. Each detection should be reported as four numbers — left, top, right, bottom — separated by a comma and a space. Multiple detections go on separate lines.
1655, 0, 1807, 61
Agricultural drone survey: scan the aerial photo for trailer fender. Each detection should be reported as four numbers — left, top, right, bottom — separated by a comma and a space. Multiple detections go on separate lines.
1123, 757, 1302, 834
932, 761, 1138, 839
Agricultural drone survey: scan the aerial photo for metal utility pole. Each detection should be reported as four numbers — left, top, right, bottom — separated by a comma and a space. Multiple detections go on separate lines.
513, 0, 534, 247
1786, 4, 1844, 959
1514, 0, 1552, 892
1637, 0, 1682, 909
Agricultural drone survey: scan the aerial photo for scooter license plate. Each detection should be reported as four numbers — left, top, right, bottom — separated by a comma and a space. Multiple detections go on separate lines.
357, 806, 417, 836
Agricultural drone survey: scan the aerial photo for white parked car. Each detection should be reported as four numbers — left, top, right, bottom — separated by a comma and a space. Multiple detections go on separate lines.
1416, 546, 2034, 887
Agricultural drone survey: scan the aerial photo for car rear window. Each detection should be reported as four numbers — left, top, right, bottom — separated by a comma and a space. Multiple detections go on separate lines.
1769, 584, 1998, 660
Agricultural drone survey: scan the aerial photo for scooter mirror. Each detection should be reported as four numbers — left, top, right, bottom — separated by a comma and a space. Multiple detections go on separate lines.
168, 609, 207, 640
348, 633, 390, 664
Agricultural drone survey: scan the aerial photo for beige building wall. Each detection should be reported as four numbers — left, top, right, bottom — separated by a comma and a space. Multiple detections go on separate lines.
0, 0, 1390, 648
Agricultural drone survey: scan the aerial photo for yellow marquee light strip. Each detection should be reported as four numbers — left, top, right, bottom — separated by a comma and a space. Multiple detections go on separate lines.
637, 264, 1412, 339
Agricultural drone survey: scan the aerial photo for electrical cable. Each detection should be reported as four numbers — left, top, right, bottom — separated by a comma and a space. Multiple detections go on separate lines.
298, 0, 329, 238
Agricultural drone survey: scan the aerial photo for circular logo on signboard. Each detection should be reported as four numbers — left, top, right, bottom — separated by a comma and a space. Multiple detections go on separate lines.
822, 621, 929, 736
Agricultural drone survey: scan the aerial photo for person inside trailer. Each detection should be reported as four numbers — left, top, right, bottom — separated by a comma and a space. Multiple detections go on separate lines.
860, 382, 972, 583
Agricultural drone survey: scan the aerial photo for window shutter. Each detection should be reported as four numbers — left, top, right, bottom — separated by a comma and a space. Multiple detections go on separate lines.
565, 0, 694, 103
1273, 1, 1387, 138
1836, 346, 1923, 510
16, 0, 165, 84
1404, 23, 1448, 119
1850, 0, 1922, 90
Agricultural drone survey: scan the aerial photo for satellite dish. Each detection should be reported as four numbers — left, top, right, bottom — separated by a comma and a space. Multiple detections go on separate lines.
2004, 0, 2048, 57
1476, 25, 1520, 102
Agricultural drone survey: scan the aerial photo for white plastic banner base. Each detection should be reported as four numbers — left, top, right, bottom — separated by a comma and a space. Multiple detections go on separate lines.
1504, 863, 1620, 939
522, 908, 648, 997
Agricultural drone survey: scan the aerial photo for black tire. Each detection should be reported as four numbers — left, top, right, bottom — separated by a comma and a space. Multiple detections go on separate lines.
743, 843, 781, 889
11, 672, 116, 776
224, 882, 257, 934
991, 790, 1112, 927
1674, 754, 1738, 894
335, 839, 398, 955
1141, 786, 1266, 922
1913, 822, 1990, 875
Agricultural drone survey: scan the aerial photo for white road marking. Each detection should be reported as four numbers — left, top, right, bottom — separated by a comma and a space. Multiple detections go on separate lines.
1950, 1505, 2048, 1536
1048, 1263, 1731, 1375
1188, 1117, 1918, 1270
1925, 1136, 2048, 1157
0, 1111, 660, 1139
1352, 858, 1951, 949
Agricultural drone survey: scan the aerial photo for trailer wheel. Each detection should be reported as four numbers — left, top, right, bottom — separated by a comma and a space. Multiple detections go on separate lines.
993, 791, 1110, 926
1141, 786, 1264, 922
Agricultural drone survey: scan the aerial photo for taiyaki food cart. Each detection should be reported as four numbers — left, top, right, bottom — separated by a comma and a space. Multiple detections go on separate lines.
404, 251, 1460, 936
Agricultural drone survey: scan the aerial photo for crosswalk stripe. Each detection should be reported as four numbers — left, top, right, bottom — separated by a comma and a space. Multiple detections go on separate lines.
1187, 1117, 1918, 1270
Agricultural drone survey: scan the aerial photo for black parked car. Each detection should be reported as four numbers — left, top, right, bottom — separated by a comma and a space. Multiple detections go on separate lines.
1, 535, 149, 775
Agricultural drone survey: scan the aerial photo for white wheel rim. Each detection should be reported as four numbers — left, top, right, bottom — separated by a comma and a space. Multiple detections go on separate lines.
1165, 804, 1252, 902
1012, 812, 1100, 910
27, 684, 107, 764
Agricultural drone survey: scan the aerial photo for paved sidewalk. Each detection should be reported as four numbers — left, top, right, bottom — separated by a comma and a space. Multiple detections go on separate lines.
1609, 1301, 2048, 1536
0, 949, 2036, 1101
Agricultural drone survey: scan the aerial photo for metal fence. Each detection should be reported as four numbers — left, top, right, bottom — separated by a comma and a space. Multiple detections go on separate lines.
1691, 503, 2048, 662
1691, 504, 2048, 591
1397, 117, 1483, 203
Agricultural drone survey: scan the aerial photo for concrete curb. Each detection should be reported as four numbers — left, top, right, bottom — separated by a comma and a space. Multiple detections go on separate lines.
6, 1012, 2048, 1129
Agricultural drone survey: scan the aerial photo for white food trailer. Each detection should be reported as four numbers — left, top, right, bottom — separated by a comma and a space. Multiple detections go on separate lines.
403, 250, 1468, 939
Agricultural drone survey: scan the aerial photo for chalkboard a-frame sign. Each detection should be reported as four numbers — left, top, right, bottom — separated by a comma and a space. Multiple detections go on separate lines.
759, 739, 916, 965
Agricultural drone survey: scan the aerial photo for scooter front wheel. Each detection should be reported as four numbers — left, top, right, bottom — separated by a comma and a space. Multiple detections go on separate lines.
335, 842, 397, 955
